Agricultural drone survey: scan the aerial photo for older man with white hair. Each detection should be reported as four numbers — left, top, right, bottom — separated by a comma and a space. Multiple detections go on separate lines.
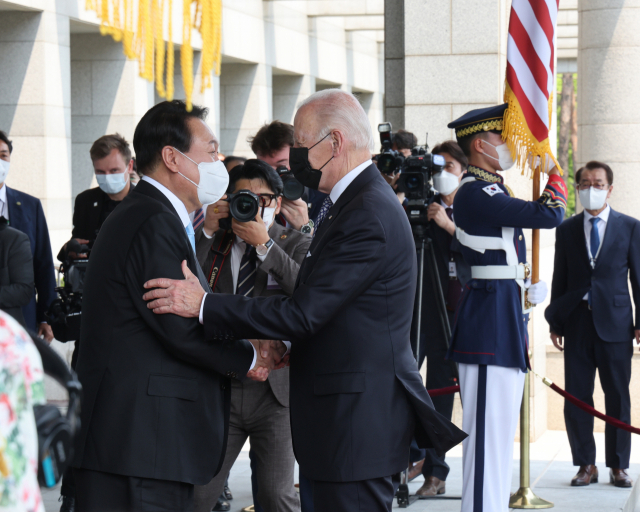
143, 89, 466, 511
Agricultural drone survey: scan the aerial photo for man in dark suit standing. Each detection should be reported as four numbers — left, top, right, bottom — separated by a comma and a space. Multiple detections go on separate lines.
407, 140, 470, 496
194, 159, 310, 512
0, 131, 56, 341
73, 100, 281, 512
547, 161, 640, 489
144, 89, 466, 512
0, 217, 34, 328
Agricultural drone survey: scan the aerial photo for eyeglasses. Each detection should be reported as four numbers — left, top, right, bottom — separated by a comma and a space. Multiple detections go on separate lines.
257, 193, 278, 207
576, 183, 610, 191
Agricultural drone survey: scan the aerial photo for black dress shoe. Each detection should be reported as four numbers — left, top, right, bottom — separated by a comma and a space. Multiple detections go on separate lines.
212, 495, 230, 511
223, 484, 233, 500
59, 495, 76, 512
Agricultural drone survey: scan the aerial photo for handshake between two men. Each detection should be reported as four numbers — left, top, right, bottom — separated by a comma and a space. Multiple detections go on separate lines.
142, 260, 289, 382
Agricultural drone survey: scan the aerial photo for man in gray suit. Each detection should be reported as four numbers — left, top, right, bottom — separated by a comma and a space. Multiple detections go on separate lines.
194, 159, 311, 512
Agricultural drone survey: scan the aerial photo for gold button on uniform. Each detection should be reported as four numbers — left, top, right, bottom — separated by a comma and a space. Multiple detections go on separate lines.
519, 235, 523, 241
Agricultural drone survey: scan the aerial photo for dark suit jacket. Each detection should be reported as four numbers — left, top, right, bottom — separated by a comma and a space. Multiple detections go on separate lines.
546, 209, 640, 341
74, 180, 254, 485
0, 222, 34, 328
196, 222, 312, 407
201, 164, 467, 482
5, 186, 56, 330
57, 185, 135, 261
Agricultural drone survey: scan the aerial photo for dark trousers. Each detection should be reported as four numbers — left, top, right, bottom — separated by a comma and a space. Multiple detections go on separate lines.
74, 468, 194, 512
564, 305, 633, 468
412, 309, 456, 481
61, 341, 80, 499
309, 474, 400, 512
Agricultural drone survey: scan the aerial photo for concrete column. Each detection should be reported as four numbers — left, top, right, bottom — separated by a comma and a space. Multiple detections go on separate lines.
219, 63, 272, 157
383, 0, 404, 130
70, 34, 155, 201
0, 10, 72, 254
272, 74, 314, 124
578, 1, 640, 219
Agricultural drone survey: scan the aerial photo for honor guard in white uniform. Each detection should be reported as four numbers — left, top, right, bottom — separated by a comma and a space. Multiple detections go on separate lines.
446, 104, 567, 512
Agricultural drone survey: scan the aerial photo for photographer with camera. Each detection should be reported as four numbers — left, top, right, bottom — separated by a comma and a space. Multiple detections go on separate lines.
377, 127, 418, 204
194, 159, 310, 512
407, 140, 469, 496
58, 134, 135, 261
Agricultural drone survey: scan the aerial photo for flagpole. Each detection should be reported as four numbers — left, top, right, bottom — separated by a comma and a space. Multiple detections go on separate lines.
509, 167, 553, 510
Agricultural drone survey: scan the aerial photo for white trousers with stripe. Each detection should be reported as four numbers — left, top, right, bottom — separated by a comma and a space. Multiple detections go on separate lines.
459, 363, 525, 512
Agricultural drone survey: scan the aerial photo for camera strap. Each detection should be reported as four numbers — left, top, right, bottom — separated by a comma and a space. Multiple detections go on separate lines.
208, 230, 235, 291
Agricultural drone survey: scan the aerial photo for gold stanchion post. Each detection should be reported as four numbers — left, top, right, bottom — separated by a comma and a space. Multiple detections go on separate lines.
509, 370, 553, 509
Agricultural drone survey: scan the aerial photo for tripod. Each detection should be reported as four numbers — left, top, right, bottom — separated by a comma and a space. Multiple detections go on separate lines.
397, 222, 461, 508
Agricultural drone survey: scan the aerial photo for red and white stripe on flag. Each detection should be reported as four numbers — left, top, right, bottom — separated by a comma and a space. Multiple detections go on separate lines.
504, 0, 561, 174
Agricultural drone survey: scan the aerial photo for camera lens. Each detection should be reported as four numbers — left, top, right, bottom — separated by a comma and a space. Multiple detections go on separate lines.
406, 175, 421, 190
283, 177, 304, 201
228, 190, 260, 222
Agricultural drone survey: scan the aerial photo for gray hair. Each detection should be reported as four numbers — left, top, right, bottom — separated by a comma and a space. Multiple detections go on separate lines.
297, 89, 374, 151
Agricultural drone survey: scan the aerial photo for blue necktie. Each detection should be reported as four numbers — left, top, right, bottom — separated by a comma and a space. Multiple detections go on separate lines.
313, 196, 334, 239
185, 222, 196, 254
588, 217, 601, 306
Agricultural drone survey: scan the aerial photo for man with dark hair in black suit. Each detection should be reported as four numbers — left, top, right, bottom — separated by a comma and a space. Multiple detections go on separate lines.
144, 90, 466, 512
73, 100, 283, 512
0, 217, 34, 328
547, 161, 640, 489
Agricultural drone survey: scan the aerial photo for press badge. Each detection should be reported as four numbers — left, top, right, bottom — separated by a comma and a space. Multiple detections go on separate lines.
267, 274, 281, 290
449, 261, 457, 279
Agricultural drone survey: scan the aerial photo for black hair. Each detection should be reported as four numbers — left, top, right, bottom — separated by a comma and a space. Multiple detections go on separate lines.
223, 156, 247, 170
576, 161, 614, 186
133, 100, 208, 176
432, 140, 468, 170
0, 131, 13, 154
392, 129, 418, 150
228, 159, 284, 196
457, 130, 501, 158
249, 121, 294, 157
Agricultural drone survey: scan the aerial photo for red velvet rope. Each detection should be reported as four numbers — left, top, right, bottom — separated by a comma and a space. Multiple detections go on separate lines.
548, 382, 640, 435
426, 385, 460, 397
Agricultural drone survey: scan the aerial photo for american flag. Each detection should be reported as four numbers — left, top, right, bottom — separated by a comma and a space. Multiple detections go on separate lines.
503, 0, 561, 174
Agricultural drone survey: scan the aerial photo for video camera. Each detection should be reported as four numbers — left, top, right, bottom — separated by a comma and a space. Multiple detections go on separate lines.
46, 239, 92, 342
374, 122, 405, 175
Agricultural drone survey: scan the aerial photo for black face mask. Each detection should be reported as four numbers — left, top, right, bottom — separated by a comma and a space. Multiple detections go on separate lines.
289, 133, 334, 190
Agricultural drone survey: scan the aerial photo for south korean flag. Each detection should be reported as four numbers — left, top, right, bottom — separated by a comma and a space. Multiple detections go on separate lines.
482, 184, 504, 197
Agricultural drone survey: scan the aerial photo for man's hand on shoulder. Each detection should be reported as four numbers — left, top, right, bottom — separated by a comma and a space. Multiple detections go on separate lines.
143, 260, 204, 317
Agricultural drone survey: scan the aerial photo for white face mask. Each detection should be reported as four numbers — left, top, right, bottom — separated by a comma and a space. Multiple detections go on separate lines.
261, 206, 277, 229
432, 171, 460, 196
96, 172, 128, 195
174, 148, 229, 206
0, 159, 9, 184
579, 186, 609, 211
481, 140, 514, 170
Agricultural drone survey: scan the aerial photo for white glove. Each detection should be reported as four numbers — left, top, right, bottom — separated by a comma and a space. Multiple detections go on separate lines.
532, 154, 556, 174
525, 279, 548, 305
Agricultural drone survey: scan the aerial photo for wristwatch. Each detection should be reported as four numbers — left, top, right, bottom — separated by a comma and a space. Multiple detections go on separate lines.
256, 238, 274, 257
300, 219, 314, 234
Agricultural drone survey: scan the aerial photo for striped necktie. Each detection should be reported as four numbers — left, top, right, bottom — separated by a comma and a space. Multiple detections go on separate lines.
588, 217, 601, 306
236, 244, 257, 297
192, 207, 205, 231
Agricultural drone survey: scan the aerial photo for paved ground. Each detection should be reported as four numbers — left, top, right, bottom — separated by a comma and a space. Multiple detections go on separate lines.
42, 430, 640, 511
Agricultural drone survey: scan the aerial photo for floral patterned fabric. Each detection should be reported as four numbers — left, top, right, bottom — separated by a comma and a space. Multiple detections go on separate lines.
0, 311, 45, 512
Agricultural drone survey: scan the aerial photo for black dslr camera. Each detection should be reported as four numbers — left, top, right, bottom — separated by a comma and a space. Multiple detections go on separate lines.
276, 165, 304, 201
46, 239, 92, 342
374, 122, 405, 175
224, 190, 261, 223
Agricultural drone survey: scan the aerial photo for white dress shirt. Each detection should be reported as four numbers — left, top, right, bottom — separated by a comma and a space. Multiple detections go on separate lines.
329, 159, 372, 204
582, 204, 610, 299
142, 176, 257, 368
0, 183, 8, 220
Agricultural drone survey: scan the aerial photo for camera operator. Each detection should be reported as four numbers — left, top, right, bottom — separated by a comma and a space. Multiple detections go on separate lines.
383, 128, 418, 204
58, 134, 135, 261
250, 120, 324, 230
408, 140, 470, 497
56, 133, 134, 512
194, 159, 310, 512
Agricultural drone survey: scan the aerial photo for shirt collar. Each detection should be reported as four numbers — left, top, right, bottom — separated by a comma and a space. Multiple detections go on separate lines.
329, 159, 372, 204
0, 184, 6, 205
584, 204, 611, 224
142, 176, 191, 228
466, 165, 503, 184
